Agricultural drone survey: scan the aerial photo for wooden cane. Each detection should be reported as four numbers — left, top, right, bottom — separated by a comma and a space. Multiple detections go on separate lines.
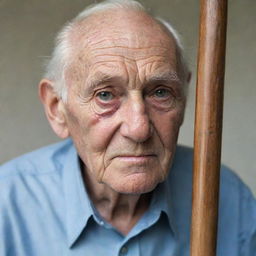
190, 0, 228, 255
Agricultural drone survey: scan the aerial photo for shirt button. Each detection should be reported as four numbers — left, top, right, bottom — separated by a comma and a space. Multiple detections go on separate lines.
120, 246, 128, 254
99, 220, 104, 226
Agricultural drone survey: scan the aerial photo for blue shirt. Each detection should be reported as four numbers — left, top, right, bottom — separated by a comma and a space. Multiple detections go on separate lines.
0, 139, 255, 256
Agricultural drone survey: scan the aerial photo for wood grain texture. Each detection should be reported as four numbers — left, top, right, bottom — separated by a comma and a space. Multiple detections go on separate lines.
190, 0, 228, 255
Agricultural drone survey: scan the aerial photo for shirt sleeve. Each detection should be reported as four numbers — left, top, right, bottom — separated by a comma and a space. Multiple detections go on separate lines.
239, 183, 256, 256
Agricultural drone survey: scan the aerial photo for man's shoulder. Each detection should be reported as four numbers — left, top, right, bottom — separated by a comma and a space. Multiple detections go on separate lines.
0, 138, 75, 216
173, 145, 256, 240
0, 139, 73, 180
174, 144, 254, 197
0, 140, 75, 255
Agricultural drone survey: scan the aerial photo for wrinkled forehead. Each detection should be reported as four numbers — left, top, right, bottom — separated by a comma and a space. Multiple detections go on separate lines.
65, 9, 178, 85
69, 9, 176, 60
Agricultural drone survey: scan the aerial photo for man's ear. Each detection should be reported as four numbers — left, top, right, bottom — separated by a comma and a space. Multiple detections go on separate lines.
38, 79, 69, 139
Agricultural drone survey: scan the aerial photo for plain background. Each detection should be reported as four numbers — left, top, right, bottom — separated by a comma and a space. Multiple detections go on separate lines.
0, 0, 255, 195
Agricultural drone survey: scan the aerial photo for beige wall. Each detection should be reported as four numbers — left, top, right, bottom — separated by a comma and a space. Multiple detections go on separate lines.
0, 0, 255, 195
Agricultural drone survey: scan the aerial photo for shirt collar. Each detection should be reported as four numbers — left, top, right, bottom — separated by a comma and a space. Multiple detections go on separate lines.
62, 141, 94, 247
150, 178, 178, 236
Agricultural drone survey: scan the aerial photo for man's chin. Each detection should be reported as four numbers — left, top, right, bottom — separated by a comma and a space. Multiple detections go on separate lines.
107, 173, 163, 195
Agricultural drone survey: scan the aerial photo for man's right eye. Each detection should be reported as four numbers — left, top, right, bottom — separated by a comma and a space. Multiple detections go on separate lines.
96, 91, 114, 102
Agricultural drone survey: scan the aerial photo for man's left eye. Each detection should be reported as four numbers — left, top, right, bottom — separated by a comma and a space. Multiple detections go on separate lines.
96, 91, 114, 101
154, 88, 171, 98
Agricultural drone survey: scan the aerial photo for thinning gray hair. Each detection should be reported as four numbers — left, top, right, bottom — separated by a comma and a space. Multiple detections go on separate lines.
44, 0, 189, 101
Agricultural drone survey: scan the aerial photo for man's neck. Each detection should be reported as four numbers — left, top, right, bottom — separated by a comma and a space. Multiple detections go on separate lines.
81, 164, 152, 235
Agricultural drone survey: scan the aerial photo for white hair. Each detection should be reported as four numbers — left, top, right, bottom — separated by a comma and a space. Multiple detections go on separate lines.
44, 0, 189, 101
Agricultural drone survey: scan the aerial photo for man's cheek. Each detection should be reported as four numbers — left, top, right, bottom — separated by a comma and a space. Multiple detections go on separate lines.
87, 119, 121, 151
82, 151, 106, 181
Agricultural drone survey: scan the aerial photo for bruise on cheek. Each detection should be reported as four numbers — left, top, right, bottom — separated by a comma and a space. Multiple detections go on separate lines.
87, 105, 118, 126
89, 111, 102, 126
89, 100, 120, 121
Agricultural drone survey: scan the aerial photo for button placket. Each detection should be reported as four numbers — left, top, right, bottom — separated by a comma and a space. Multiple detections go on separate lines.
120, 246, 128, 255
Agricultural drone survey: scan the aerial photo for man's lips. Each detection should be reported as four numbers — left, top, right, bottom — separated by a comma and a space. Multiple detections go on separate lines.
113, 154, 157, 163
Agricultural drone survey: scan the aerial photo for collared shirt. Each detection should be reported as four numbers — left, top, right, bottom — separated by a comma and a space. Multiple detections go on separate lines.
0, 139, 255, 256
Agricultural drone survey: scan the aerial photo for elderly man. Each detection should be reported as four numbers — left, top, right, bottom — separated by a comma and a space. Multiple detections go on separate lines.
0, 0, 255, 255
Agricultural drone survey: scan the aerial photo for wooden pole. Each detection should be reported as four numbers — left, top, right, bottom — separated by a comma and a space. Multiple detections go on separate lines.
190, 0, 228, 255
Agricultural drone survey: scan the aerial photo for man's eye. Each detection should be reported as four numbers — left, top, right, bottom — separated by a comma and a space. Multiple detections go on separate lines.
154, 88, 171, 98
96, 91, 114, 101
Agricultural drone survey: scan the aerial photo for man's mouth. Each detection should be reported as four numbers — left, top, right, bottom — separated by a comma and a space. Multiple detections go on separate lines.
113, 154, 157, 163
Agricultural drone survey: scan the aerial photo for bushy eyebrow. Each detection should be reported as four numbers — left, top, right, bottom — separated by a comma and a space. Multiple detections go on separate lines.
146, 72, 181, 85
86, 72, 125, 93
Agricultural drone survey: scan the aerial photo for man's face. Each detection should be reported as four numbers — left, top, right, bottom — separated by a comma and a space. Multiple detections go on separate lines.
62, 10, 186, 194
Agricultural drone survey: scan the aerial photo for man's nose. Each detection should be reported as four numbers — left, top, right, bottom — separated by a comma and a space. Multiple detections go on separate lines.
120, 93, 152, 143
